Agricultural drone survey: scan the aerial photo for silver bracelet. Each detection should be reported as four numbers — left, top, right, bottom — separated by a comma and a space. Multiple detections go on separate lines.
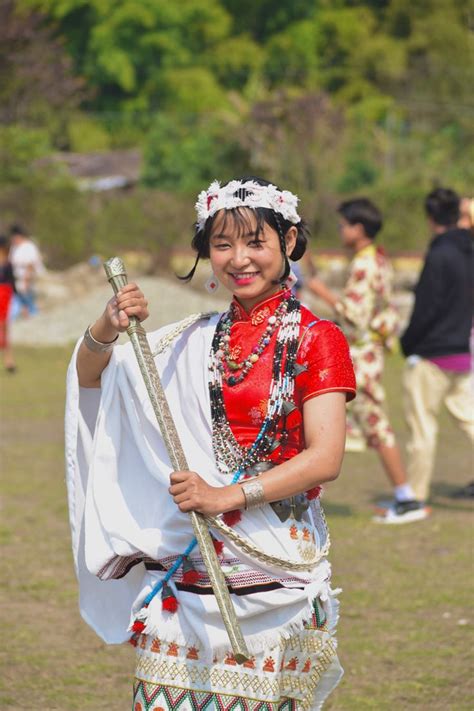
240, 478, 265, 510
83, 325, 119, 353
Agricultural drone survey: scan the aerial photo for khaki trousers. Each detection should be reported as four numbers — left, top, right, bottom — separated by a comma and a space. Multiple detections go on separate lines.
403, 359, 474, 501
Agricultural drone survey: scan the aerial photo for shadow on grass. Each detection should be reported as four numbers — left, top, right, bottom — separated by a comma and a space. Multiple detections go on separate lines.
428, 481, 474, 512
368, 490, 396, 506
321, 502, 354, 517
367, 483, 474, 512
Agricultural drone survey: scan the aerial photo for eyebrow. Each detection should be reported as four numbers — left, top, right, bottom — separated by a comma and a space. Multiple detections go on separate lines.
210, 231, 262, 241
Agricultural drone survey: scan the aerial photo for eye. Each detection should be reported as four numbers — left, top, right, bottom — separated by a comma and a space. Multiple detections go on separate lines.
248, 239, 264, 248
212, 241, 230, 250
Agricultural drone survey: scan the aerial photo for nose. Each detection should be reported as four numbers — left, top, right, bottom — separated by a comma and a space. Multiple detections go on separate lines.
230, 243, 251, 269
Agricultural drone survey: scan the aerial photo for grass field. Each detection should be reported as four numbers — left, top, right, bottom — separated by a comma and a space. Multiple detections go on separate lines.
0, 347, 472, 710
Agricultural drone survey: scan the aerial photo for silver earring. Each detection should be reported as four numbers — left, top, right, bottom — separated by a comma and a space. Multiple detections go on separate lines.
205, 274, 220, 293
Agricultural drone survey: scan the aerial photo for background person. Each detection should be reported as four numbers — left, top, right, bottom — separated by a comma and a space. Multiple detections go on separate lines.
401, 187, 474, 503
308, 198, 429, 523
0, 235, 16, 372
9, 223, 43, 318
458, 196, 474, 230
66, 177, 356, 709
453, 196, 474, 498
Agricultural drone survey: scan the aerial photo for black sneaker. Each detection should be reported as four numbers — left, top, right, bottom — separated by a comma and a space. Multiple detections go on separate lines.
373, 499, 430, 524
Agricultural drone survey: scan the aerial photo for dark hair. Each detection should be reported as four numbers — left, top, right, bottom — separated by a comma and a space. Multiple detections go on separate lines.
9, 223, 28, 237
0, 235, 10, 251
424, 187, 460, 226
337, 198, 383, 239
180, 176, 308, 282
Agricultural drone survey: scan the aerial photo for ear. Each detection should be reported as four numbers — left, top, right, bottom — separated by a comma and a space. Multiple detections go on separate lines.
285, 226, 298, 256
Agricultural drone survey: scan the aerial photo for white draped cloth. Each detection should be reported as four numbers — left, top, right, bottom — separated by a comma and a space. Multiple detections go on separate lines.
65, 315, 343, 707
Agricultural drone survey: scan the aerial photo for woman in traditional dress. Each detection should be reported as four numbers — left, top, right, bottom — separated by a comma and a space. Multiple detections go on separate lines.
66, 177, 356, 710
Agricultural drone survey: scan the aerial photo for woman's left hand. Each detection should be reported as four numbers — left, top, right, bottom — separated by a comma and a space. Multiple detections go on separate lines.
169, 471, 230, 516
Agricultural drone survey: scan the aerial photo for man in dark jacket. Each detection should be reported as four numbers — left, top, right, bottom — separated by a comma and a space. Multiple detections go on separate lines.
400, 187, 473, 502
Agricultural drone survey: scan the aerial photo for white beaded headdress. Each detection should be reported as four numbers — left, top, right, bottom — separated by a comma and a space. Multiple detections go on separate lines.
195, 179, 301, 229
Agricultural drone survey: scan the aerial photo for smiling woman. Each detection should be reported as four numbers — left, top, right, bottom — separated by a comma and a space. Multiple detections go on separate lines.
208, 214, 296, 308
181, 178, 307, 295
67, 176, 356, 710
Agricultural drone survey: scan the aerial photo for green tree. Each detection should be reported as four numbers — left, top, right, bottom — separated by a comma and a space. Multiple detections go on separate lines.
142, 113, 248, 192
0, 0, 84, 131
27, 0, 233, 113
0, 0, 84, 181
221, 0, 315, 41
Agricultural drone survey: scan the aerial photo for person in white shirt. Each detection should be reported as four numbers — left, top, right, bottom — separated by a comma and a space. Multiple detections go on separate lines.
9, 224, 43, 318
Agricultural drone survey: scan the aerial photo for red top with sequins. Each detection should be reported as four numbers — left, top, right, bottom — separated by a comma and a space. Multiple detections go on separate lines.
222, 289, 356, 464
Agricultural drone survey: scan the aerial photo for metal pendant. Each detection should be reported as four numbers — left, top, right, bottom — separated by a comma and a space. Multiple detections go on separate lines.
281, 400, 297, 416
292, 493, 310, 521
265, 437, 281, 453
245, 461, 275, 477
270, 499, 293, 522
294, 363, 307, 376
270, 493, 310, 522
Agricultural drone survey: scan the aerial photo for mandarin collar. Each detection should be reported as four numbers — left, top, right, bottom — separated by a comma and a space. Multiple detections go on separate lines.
231, 288, 290, 322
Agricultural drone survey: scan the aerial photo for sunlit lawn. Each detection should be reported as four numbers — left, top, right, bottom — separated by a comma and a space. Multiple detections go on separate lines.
0, 347, 472, 710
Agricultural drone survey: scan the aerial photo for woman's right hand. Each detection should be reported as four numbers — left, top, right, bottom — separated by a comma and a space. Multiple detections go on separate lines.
104, 282, 149, 334
78, 282, 149, 387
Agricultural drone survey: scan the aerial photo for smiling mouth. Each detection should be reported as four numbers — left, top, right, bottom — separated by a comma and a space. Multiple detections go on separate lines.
230, 271, 259, 279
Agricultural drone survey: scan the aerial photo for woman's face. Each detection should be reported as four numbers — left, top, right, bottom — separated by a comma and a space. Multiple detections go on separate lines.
209, 208, 296, 310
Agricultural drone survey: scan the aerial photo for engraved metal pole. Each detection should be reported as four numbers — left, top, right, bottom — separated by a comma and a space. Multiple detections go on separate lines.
104, 257, 250, 664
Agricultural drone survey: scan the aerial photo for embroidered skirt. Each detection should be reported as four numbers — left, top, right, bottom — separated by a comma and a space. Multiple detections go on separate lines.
132, 600, 343, 711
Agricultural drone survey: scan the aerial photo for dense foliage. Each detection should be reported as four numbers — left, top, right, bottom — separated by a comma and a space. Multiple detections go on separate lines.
1, 0, 472, 263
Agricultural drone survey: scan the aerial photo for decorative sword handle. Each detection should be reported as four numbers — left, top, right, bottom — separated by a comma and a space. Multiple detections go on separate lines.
103, 257, 250, 664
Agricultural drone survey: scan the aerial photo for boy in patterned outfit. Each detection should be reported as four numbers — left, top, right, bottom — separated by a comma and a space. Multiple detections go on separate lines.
309, 198, 429, 523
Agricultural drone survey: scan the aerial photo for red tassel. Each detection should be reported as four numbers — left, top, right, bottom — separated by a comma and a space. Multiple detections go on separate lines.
161, 583, 179, 613
132, 620, 145, 634
128, 636, 138, 647
182, 557, 201, 585
182, 568, 200, 585
212, 537, 224, 555
222, 509, 242, 527
162, 595, 179, 613
306, 486, 321, 500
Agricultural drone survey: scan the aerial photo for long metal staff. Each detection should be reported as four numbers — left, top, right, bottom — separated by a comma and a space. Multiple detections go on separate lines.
103, 257, 250, 664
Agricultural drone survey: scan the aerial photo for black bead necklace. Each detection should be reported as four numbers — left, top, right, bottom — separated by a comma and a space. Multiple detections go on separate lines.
209, 293, 301, 475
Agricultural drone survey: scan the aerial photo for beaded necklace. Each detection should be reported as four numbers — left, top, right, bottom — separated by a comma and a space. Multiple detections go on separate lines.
217, 297, 289, 386
209, 291, 301, 475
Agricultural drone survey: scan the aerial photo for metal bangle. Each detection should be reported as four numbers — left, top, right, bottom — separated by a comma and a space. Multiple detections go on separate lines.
83, 325, 119, 353
240, 478, 265, 510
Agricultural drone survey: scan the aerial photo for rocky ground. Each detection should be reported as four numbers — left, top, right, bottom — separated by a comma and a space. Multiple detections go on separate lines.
10, 260, 415, 346
10, 264, 229, 346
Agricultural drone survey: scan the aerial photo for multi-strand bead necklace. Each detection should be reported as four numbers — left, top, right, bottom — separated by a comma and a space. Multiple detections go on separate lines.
216, 297, 289, 387
209, 291, 301, 476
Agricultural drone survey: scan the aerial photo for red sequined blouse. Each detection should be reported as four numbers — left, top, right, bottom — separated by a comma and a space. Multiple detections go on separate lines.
222, 289, 356, 464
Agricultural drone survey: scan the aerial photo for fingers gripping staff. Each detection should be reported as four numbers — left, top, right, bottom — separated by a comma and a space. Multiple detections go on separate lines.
103, 256, 250, 665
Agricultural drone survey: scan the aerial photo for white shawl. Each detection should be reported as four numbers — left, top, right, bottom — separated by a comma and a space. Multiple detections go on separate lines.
65, 315, 337, 659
